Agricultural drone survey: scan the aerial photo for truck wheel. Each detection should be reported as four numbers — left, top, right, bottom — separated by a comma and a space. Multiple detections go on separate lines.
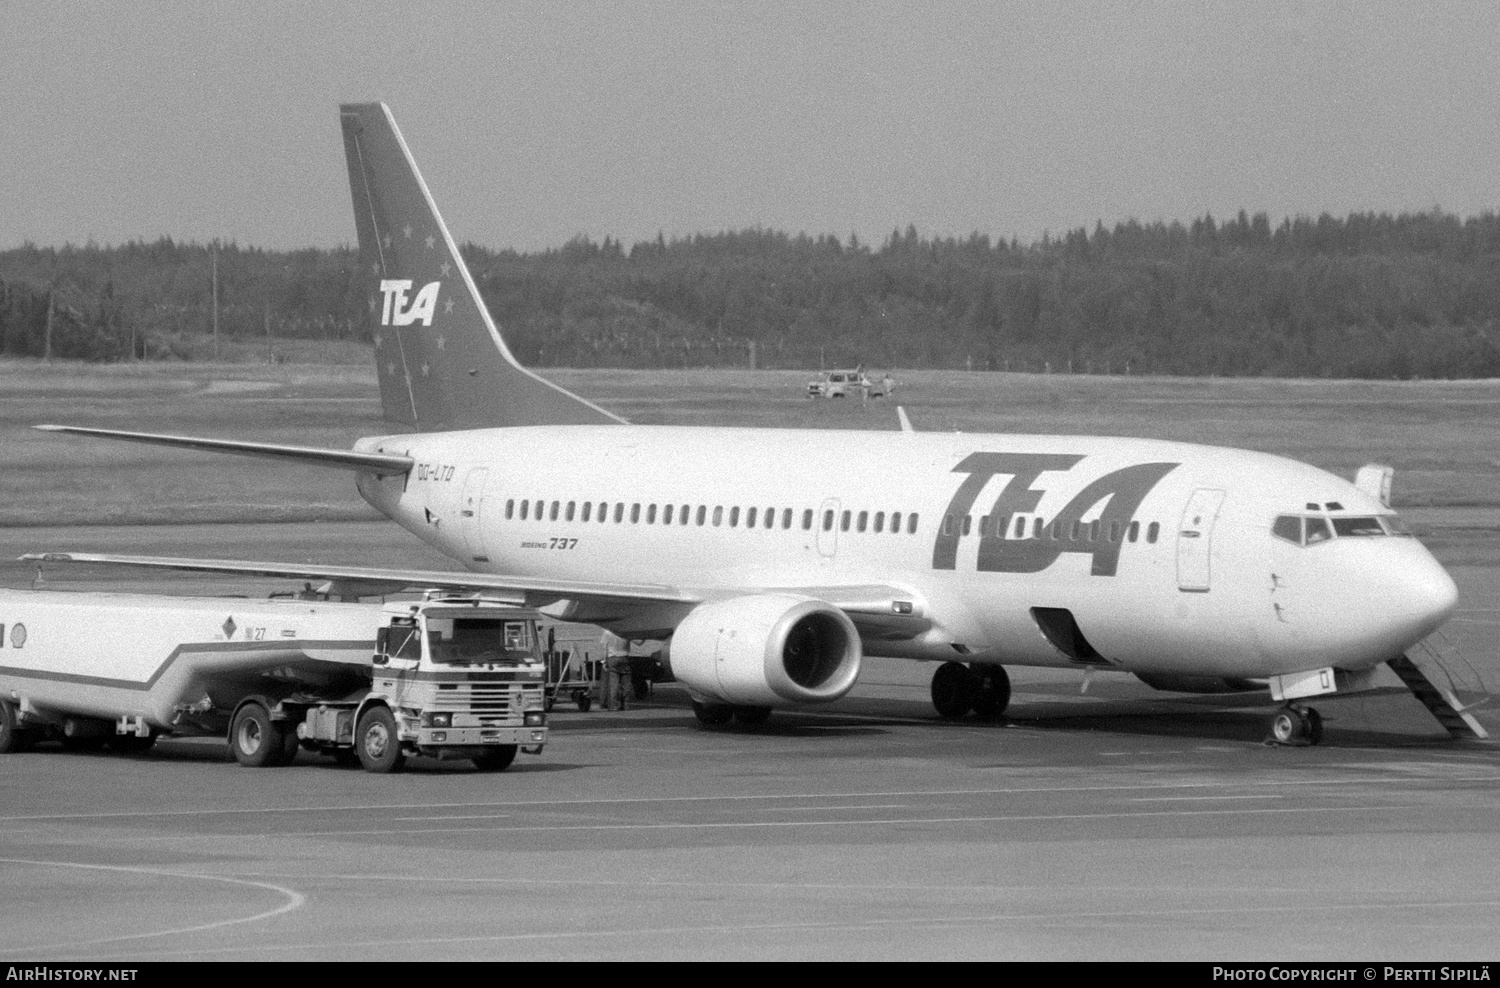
230, 703, 283, 767
472, 745, 518, 772
0, 700, 29, 754
575, 693, 593, 712
356, 706, 406, 774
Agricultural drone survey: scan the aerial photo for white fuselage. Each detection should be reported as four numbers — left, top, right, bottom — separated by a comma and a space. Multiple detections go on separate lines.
353, 425, 1457, 681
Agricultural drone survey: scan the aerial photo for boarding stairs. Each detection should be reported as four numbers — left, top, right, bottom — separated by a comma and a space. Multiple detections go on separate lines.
1389, 633, 1489, 739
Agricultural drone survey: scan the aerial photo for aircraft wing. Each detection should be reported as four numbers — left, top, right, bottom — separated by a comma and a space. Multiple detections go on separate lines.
34, 425, 412, 474
21, 551, 699, 606
21, 553, 931, 636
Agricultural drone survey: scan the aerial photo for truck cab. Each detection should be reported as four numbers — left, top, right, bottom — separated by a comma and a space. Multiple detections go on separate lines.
300, 598, 549, 773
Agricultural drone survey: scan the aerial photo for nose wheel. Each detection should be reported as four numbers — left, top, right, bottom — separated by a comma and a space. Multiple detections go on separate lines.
1269, 705, 1324, 746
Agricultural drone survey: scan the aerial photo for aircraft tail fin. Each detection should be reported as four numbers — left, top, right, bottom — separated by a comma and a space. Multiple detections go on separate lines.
339, 102, 624, 430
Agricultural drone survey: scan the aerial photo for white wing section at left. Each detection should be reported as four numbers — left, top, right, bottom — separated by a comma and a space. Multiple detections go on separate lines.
22, 552, 699, 607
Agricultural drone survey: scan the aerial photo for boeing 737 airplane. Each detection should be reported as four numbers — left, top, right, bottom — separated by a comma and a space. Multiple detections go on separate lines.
31, 103, 1474, 745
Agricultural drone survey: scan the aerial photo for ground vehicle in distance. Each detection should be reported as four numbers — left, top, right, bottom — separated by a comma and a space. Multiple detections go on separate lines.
0, 590, 548, 773
806, 369, 892, 398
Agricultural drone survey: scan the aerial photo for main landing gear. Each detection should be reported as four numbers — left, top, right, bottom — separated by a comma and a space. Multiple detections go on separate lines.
931, 661, 1011, 721
1269, 705, 1324, 746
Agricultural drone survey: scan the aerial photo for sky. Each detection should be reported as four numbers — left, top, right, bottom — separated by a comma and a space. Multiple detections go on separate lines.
4, 1, 1499, 253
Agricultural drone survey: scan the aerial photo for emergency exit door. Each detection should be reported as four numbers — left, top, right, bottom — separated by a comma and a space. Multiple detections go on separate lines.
460, 468, 490, 563
1176, 488, 1225, 592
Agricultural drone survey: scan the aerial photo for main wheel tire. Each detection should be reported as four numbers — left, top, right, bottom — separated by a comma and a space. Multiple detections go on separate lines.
274, 724, 302, 766
692, 701, 734, 727
575, 693, 593, 712
931, 661, 976, 720
230, 703, 283, 767
472, 745, 518, 772
1271, 709, 1308, 745
970, 664, 1012, 720
0, 700, 28, 754
733, 706, 773, 726
355, 706, 406, 774
1305, 708, 1325, 746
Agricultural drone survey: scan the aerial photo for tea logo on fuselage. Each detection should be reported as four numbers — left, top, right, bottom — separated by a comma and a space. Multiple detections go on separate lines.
932, 452, 1178, 576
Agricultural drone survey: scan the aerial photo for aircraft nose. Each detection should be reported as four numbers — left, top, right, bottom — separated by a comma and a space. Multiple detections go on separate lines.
1370, 546, 1458, 647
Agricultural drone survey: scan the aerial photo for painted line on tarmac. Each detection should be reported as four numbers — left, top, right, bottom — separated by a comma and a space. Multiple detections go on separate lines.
150, 802, 1419, 839
84, 892, 1500, 960
4, 774, 1496, 823
0, 857, 304, 958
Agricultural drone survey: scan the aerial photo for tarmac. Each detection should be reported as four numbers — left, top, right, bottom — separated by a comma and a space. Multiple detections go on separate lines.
1, 522, 1498, 961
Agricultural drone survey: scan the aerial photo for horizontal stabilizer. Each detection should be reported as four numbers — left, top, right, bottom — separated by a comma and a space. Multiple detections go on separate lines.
34, 425, 413, 474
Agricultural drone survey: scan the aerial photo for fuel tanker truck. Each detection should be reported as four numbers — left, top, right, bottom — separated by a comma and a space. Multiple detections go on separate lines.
0, 589, 548, 773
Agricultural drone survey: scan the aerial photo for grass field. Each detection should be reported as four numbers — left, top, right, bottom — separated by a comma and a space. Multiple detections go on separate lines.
4, 356, 1499, 526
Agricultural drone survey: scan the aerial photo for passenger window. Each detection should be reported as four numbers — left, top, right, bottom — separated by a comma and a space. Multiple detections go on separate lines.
823, 510, 834, 531
1333, 516, 1385, 537
630, 503, 641, 523
550, 501, 559, 521
1070, 520, 1081, 541
766, 508, 776, 530
891, 511, 902, 533
1271, 515, 1302, 544
857, 510, 868, 532
534, 500, 544, 520
663, 504, 673, 525
908, 513, 919, 534
681, 504, 691, 525
961, 515, 972, 536
1033, 517, 1042, 539
696, 505, 707, 526
841, 510, 851, 532
713, 506, 723, 526
520, 500, 529, 520
874, 511, 885, 533
782, 508, 792, 529
942, 515, 953, 536
566, 501, 576, 522
729, 507, 740, 527
746, 507, 757, 528
802, 509, 813, 530
599, 502, 609, 523
1108, 521, 1120, 542
1128, 520, 1139, 542
1305, 517, 1332, 544
1014, 516, 1026, 539
582, 502, 592, 522
505, 499, 515, 520
613, 503, 624, 523
1146, 522, 1159, 544
647, 504, 657, 524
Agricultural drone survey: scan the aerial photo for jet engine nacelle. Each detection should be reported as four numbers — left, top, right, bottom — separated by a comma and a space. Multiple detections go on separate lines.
667, 594, 862, 707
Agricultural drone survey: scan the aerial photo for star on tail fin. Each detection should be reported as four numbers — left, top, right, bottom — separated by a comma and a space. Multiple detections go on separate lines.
339, 102, 623, 430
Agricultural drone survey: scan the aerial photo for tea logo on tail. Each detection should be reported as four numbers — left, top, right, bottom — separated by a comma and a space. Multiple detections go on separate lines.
379, 279, 441, 327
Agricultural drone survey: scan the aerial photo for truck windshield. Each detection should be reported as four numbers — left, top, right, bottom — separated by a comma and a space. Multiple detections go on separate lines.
424, 617, 534, 665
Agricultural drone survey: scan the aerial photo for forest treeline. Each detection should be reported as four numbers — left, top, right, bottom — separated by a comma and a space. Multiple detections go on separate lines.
4, 208, 1500, 377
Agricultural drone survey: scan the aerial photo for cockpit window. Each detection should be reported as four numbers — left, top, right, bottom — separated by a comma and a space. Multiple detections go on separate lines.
1274, 509, 1416, 546
1272, 515, 1302, 545
1304, 517, 1332, 544
1332, 516, 1386, 537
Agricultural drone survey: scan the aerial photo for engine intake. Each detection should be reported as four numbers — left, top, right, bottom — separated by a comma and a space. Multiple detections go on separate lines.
668, 594, 862, 706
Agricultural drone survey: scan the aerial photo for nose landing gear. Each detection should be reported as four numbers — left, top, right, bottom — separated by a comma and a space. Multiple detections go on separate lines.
1269, 705, 1324, 746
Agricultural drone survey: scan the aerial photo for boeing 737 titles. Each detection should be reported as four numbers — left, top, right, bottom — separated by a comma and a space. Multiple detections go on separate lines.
31, 103, 1466, 745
